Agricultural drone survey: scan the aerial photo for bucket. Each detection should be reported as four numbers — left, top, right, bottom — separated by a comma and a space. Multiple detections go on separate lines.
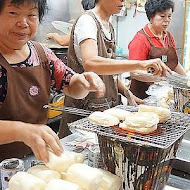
98, 134, 182, 190
173, 87, 190, 113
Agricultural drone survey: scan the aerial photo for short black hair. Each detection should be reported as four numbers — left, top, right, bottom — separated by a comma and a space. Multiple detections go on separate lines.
0, 0, 48, 22
145, 0, 174, 21
81, 0, 95, 10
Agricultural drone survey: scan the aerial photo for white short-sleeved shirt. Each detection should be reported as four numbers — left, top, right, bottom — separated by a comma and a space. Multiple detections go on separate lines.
74, 10, 112, 64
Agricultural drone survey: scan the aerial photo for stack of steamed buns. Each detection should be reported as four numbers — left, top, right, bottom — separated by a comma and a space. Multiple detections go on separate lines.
88, 105, 171, 134
7, 150, 122, 190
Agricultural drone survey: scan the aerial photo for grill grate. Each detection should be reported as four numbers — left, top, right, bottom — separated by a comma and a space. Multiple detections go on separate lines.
166, 71, 190, 89
68, 105, 190, 149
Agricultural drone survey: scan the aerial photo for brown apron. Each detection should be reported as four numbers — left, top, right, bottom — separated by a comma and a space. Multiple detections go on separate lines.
58, 11, 120, 138
0, 41, 51, 161
130, 29, 178, 99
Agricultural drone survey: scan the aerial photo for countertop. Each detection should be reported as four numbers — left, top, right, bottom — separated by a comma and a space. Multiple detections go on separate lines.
1, 133, 190, 190
22, 133, 190, 190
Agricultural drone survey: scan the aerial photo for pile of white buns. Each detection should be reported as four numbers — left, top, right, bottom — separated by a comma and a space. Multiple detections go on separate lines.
7, 150, 122, 190
88, 105, 171, 134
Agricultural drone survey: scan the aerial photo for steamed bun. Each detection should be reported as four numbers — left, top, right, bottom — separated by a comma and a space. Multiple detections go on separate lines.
45, 150, 85, 172
45, 179, 81, 190
99, 169, 122, 190
66, 163, 103, 190
9, 172, 46, 190
27, 165, 61, 183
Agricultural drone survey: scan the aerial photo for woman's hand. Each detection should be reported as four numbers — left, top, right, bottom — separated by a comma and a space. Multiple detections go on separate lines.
16, 122, 63, 162
141, 58, 171, 76
81, 72, 105, 98
124, 88, 144, 106
130, 72, 165, 83
64, 72, 105, 99
131, 93, 145, 105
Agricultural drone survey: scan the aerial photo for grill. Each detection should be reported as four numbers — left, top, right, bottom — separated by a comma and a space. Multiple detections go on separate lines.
69, 105, 190, 190
68, 105, 190, 149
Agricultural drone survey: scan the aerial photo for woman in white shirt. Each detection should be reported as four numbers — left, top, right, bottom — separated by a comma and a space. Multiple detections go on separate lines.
58, 0, 171, 137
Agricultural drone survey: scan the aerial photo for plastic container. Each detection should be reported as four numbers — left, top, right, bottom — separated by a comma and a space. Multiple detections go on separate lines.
0, 158, 24, 190
88, 145, 103, 168
98, 134, 182, 190
47, 98, 64, 119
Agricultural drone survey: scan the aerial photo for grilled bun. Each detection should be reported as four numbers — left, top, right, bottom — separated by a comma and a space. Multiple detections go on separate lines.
103, 108, 130, 121
88, 111, 120, 126
119, 112, 159, 134
138, 105, 171, 123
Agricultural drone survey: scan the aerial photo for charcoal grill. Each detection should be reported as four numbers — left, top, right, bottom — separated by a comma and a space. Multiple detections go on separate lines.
68, 105, 190, 149
68, 105, 190, 190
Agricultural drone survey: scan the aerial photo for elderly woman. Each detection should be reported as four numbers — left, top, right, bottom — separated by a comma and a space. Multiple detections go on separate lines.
58, 0, 171, 137
0, 0, 105, 162
129, 0, 186, 99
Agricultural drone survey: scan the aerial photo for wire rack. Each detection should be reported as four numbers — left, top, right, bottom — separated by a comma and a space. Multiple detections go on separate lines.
166, 71, 189, 89
68, 105, 190, 149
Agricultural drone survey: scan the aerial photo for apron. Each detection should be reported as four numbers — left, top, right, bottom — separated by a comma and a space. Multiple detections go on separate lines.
130, 29, 178, 99
58, 11, 120, 138
0, 41, 51, 161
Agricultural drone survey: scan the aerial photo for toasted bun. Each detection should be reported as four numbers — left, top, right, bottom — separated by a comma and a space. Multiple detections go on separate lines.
103, 108, 130, 121
120, 124, 157, 134
88, 111, 120, 126
119, 112, 159, 134
138, 105, 171, 123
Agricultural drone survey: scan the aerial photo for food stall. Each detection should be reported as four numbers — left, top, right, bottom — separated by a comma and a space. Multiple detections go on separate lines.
1, 0, 190, 189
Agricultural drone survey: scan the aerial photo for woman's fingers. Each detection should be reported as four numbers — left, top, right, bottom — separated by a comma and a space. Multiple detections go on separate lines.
29, 137, 48, 162
46, 127, 63, 151
145, 58, 171, 76
43, 132, 63, 157
21, 124, 63, 162
82, 72, 105, 97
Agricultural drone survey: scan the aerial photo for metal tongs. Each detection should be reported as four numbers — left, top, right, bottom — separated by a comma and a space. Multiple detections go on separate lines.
147, 66, 189, 89
165, 71, 189, 89
43, 105, 93, 117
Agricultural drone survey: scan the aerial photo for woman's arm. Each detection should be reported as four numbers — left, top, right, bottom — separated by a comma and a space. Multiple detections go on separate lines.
117, 79, 144, 105
63, 72, 105, 99
0, 120, 63, 162
80, 39, 170, 76
174, 63, 186, 76
46, 33, 71, 46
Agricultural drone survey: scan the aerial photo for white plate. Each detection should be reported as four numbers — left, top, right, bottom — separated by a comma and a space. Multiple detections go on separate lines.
51, 21, 72, 34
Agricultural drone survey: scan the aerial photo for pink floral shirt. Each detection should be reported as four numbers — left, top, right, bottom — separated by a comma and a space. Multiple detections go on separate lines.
0, 41, 75, 105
